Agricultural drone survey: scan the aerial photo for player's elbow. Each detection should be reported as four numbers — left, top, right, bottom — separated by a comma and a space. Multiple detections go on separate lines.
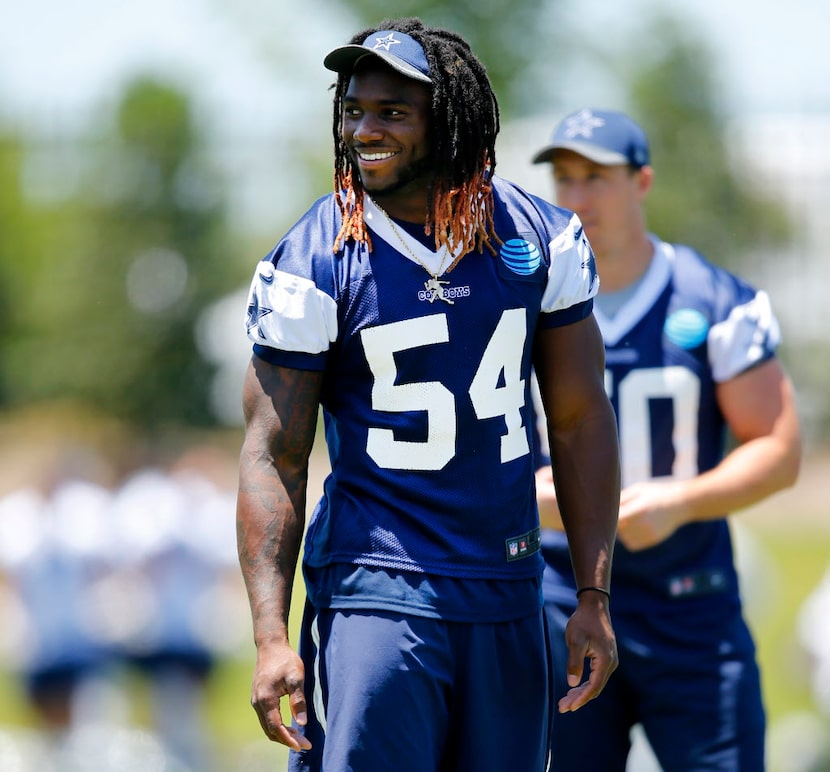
779, 439, 802, 491
777, 379, 803, 491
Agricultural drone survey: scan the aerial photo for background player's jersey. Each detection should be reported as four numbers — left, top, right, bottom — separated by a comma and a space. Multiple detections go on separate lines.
245, 176, 597, 587
541, 237, 780, 616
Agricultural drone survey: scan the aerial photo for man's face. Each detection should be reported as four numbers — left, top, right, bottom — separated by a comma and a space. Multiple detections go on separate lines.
342, 61, 433, 205
550, 150, 646, 258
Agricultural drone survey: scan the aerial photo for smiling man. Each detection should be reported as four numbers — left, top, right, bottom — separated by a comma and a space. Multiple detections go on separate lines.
236, 20, 620, 772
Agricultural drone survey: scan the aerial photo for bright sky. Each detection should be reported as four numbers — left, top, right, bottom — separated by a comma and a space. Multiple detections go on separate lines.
1, 0, 827, 138
559, 0, 829, 116
0, 0, 346, 137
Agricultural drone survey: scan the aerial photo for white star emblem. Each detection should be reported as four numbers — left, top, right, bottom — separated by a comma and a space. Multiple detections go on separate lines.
372, 33, 401, 51
563, 109, 605, 139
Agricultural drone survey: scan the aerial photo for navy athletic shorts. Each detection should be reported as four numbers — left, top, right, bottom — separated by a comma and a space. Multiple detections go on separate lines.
288, 601, 552, 772
545, 599, 765, 772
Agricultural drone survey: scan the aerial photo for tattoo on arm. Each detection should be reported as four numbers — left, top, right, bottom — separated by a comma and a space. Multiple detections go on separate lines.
237, 358, 323, 640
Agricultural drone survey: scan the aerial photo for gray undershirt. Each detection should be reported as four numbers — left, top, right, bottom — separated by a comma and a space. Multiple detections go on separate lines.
595, 272, 647, 319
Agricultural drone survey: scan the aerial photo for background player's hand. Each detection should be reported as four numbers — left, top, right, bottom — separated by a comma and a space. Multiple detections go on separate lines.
535, 466, 565, 531
557, 592, 617, 713
617, 479, 689, 551
250, 641, 312, 750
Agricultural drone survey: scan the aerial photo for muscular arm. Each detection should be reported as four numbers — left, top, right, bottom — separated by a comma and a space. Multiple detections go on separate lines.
618, 358, 801, 550
533, 313, 620, 712
237, 355, 323, 749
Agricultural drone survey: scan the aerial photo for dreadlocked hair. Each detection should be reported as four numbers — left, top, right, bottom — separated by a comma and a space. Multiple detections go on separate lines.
331, 17, 502, 266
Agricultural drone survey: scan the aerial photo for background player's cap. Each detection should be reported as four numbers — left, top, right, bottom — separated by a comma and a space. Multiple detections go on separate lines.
531, 108, 650, 167
324, 30, 432, 84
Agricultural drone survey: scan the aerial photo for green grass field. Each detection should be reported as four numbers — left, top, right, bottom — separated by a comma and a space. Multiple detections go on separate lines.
746, 527, 828, 721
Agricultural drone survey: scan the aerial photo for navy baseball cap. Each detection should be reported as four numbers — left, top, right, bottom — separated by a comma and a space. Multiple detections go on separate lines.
531, 108, 650, 167
324, 30, 432, 84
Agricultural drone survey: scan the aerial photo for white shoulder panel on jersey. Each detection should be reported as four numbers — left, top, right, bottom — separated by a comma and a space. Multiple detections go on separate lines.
541, 214, 599, 313
708, 290, 780, 382
245, 261, 338, 354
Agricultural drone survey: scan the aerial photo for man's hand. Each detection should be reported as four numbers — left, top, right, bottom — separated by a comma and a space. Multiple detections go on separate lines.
251, 641, 312, 750
557, 592, 617, 713
617, 479, 689, 551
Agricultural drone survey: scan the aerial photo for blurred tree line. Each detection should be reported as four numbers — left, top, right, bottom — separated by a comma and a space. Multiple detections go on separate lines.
624, 13, 791, 265
0, 3, 812, 442
0, 79, 250, 435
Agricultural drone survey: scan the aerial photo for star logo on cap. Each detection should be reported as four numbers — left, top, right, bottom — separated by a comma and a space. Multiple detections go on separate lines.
563, 108, 605, 139
373, 33, 401, 51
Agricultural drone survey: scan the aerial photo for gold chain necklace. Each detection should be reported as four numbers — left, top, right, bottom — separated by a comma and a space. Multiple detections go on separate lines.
375, 204, 454, 305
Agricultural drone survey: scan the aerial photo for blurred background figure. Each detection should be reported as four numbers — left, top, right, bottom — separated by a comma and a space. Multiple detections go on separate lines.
774, 567, 830, 772
530, 107, 801, 771
0, 445, 125, 765
0, 441, 247, 771
798, 567, 830, 717
108, 444, 245, 771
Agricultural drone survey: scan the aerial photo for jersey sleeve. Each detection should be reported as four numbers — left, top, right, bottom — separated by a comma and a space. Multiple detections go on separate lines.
243, 199, 340, 370
708, 289, 780, 382
245, 260, 338, 353
539, 213, 599, 329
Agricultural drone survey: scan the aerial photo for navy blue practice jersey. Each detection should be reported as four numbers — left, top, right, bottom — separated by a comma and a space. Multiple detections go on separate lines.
245, 176, 597, 585
541, 237, 780, 614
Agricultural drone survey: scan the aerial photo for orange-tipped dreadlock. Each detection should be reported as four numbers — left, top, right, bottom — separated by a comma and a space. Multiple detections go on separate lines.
330, 18, 502, 265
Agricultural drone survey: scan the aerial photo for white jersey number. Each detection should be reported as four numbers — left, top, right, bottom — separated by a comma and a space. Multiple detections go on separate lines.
612, 365, 700, 486
361, 309, 528, 471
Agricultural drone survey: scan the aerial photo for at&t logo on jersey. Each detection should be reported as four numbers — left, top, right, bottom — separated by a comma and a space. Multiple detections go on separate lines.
500, 239, 542, 276
664, 308, 709, 349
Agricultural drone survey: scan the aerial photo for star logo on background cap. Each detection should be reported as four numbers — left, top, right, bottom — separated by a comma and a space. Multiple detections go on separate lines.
373, 33, 401, 51
563, 108, 605, 139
